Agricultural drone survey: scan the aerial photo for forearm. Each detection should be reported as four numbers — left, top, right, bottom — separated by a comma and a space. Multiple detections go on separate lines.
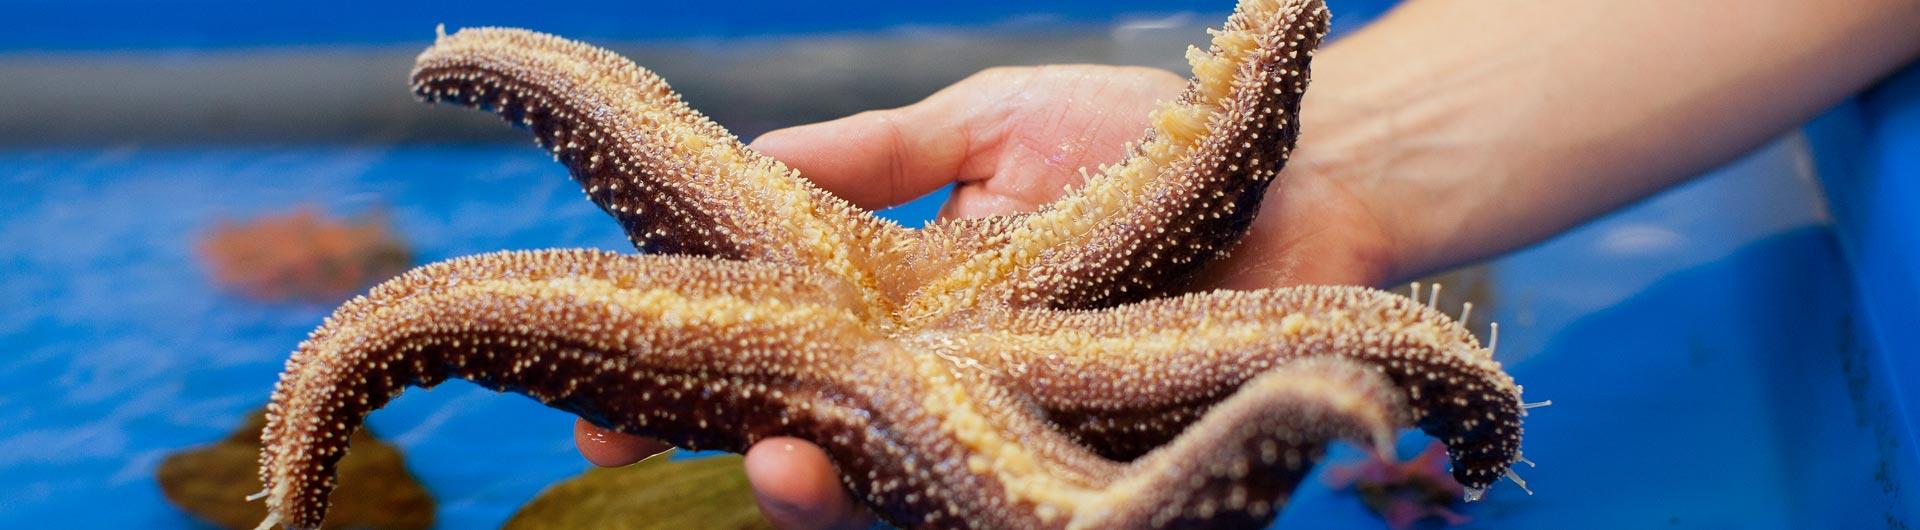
1296, 0, 1920, 280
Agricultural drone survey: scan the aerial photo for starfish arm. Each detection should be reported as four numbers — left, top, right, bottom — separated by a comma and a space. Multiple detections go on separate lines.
1093, 358, 1409, 528
410, 29, 906, 285
256, 250, 1463, 530
907, 0, 1330, 317
854, 355, 1408, 529
960, 285, 1524, 491
255, 250, 878, 529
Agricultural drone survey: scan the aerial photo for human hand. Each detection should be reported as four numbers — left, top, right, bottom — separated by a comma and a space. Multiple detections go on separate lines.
573, 63, 1401, 529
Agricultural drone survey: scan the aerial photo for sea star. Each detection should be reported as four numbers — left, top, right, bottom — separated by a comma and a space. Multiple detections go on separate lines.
255, 1, 1530, 528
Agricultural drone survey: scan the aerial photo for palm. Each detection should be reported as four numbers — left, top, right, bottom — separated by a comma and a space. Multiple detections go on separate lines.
906, 65, 1396, 292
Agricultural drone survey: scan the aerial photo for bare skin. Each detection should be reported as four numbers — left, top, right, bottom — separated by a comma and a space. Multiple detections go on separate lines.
575, 0, 1920, 527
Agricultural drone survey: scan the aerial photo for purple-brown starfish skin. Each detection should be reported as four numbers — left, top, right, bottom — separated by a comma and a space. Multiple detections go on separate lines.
256, 1, 1530, 528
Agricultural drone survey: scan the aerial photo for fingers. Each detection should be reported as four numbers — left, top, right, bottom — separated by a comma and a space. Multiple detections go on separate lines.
568, 425, 876, 528
572, 418, 671, 467
749, 95, 977, 211
752, 66, 1190, 220
938, 65, 1186, 220
572, 425, 875, 529
744, 437, 877, 530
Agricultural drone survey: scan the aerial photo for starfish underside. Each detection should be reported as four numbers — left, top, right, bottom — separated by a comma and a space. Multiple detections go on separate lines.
256, 1, 1527, 528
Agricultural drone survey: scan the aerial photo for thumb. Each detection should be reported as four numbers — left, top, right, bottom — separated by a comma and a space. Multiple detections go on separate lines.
744, 437, 877, 530
748, 70, 1024, 211
749, 106, 969, 211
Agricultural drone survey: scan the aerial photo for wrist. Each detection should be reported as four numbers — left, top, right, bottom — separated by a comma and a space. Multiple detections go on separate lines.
1281, 63, 1427, 286
1285, 23, 1512, 284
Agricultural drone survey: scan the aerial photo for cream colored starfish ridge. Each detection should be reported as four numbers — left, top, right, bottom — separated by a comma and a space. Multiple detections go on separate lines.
255, 1, 1533, 528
